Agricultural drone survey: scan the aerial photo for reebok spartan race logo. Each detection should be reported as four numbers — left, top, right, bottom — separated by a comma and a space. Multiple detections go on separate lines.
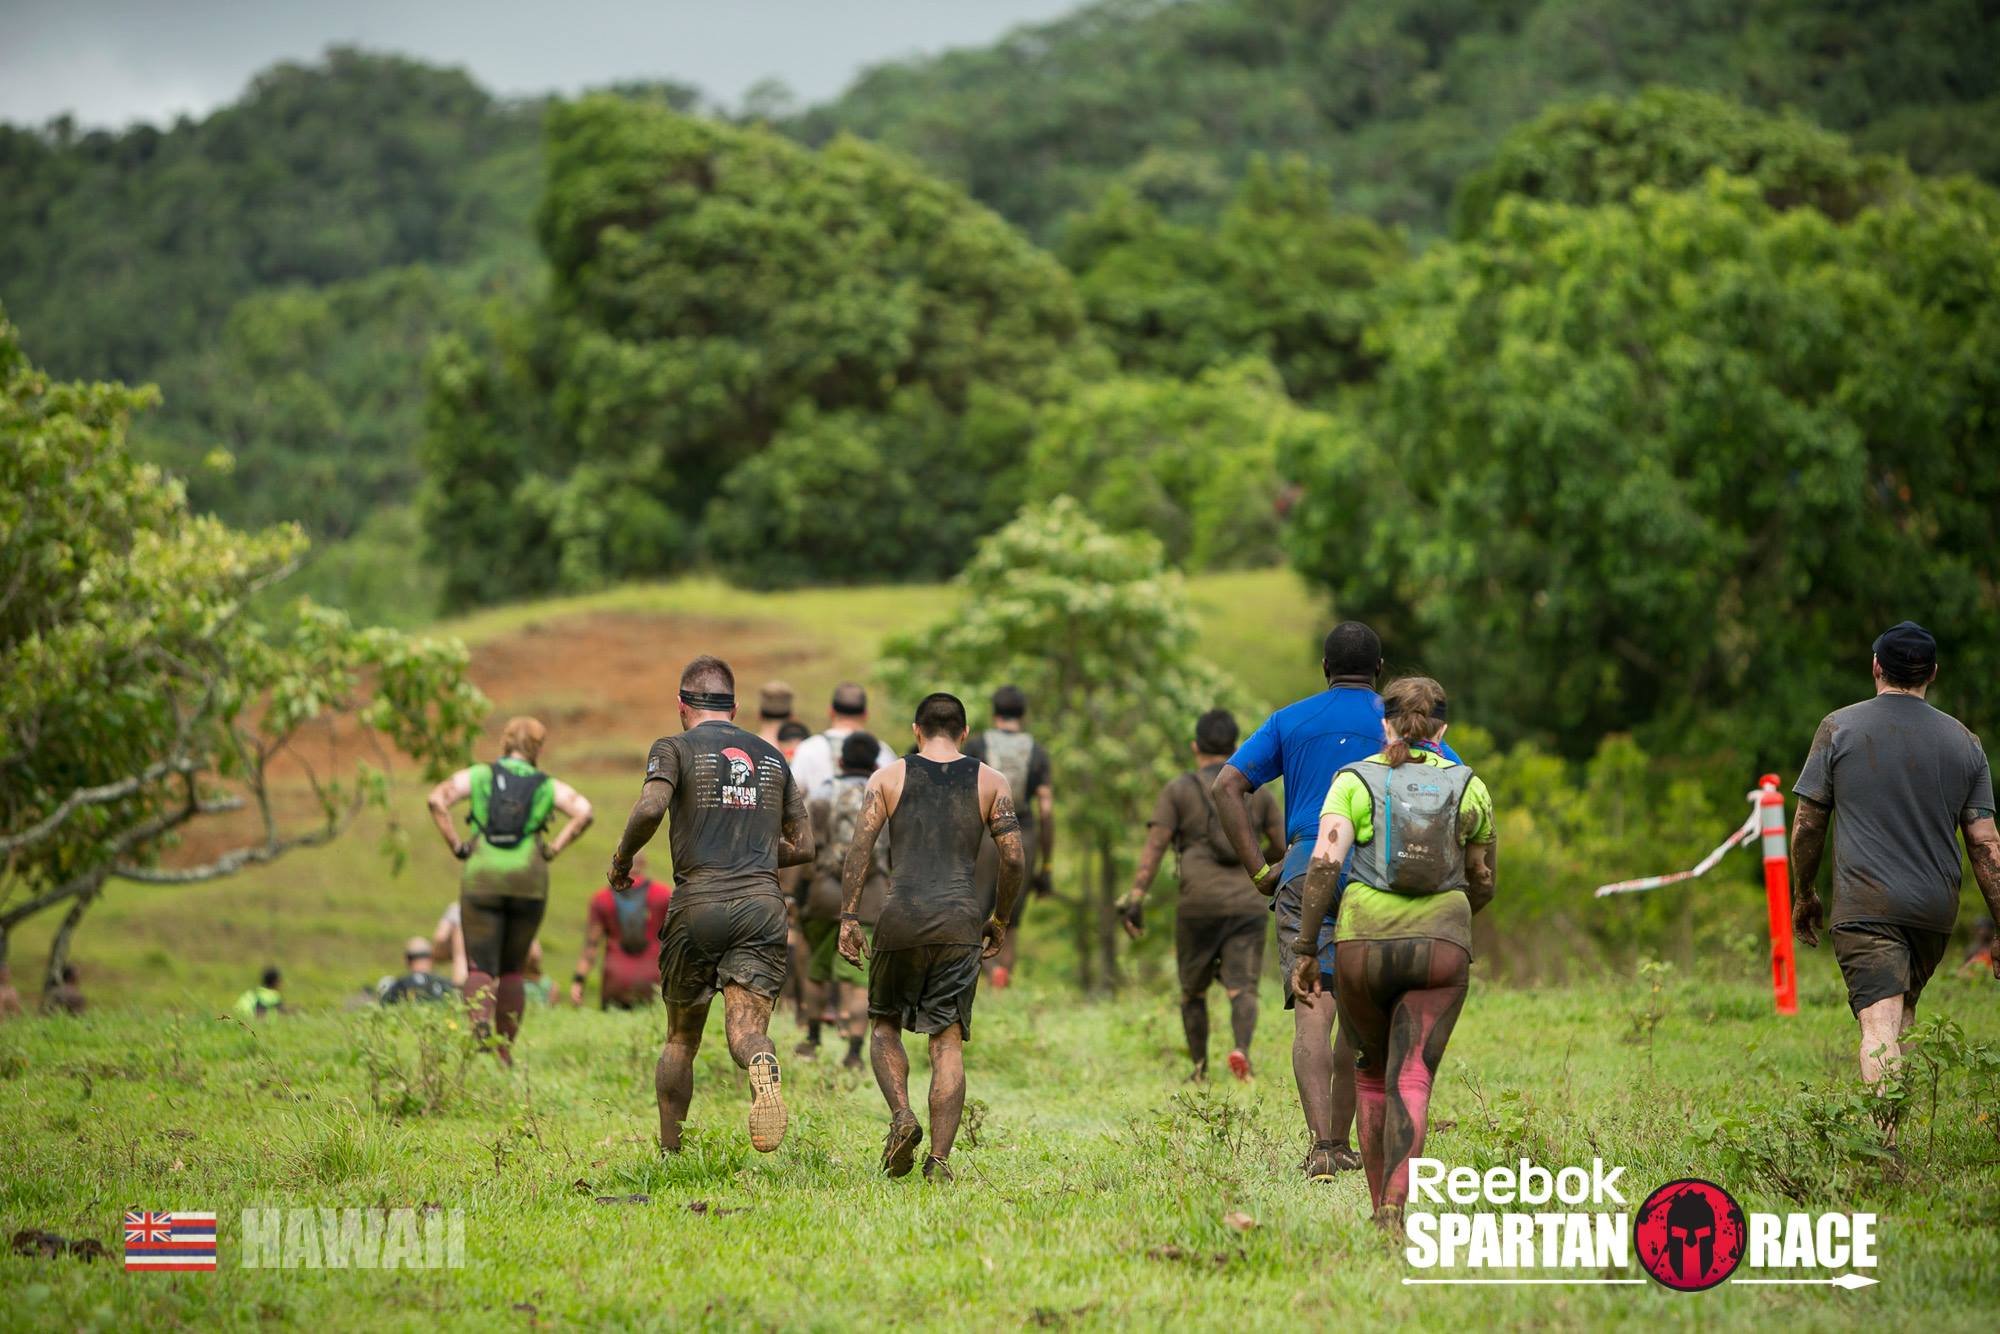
719, 747, 760, 809
1634, 1178, 1745, 1291
1405, 1159, 1880, 1292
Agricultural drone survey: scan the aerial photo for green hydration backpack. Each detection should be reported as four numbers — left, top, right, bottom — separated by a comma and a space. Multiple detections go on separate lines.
1184, 768, 1241, 866
981, 730, 1036, 816
476, 759, 552, 850
1342, 757, 1475, 894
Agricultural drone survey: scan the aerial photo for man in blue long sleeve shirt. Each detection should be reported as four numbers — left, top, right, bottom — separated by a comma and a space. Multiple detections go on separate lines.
1212, 621, 1459, 1182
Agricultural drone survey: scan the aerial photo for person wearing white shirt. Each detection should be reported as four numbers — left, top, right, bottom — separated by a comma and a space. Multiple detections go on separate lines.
789, 682, 896, 795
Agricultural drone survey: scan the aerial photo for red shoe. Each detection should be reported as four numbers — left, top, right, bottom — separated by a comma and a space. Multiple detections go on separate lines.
989, 966, 1010, 990
1226, 1049, 1251, 1081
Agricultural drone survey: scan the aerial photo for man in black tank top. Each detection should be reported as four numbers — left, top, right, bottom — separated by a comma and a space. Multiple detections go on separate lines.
838, 692, 1025, 1182
607, 656, 814, 1157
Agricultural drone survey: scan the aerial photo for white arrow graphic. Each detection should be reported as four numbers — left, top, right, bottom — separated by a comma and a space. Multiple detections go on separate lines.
1732, 1274, 1879, 1290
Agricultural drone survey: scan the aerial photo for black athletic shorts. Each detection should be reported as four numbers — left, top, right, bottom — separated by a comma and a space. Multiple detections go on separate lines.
461, 892, 547, 977
1832, 921, 1950, 1014
658, 894, 790, 1008
1176, 913, 1266, 997
869, 944, 982, 1039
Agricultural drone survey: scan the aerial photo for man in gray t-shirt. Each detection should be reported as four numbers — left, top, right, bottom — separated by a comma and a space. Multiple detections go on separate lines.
1791, 621, 2000, 1095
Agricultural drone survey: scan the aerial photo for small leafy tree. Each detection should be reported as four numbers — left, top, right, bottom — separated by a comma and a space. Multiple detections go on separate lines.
0, 316, 487, 989
881, 499, 1251, 990
1063, 156, 1406, 403
1025, 357, 1325, 570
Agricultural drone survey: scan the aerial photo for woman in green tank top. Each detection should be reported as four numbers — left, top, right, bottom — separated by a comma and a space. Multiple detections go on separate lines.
1286, 678, 1498, 1230
424, 716, 594, 1065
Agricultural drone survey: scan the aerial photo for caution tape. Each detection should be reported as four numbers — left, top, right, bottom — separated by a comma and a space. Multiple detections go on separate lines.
1592, 799, 1760, 898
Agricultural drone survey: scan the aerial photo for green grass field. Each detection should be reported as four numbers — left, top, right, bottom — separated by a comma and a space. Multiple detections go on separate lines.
6, 566, 1997, 1329
2, 964, 1996, 1330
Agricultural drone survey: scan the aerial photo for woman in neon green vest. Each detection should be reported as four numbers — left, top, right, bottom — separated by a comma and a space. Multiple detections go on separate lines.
426, 717, 594, 1064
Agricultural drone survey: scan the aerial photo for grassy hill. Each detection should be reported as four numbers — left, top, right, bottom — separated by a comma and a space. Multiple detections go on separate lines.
5, 568, 1330, 1012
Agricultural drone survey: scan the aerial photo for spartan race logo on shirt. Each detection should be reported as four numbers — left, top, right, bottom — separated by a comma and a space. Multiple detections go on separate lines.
1404, 1159, 1879, 1292
719, 747, 760, 809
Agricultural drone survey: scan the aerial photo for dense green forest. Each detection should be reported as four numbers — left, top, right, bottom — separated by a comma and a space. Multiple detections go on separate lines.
798, 0, 2000, 237
2, 0, 1997, 759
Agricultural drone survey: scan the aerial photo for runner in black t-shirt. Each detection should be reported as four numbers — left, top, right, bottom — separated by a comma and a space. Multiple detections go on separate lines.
837, 692, 1024, 1183
608, 656, 814, 1155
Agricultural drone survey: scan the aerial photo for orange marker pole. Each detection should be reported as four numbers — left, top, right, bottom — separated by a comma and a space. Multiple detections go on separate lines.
1757, 774, 1798, 1015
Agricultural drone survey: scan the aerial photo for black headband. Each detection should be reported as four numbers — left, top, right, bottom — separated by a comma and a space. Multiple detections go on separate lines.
1430, 698, 1449, 722
679, 689, 735, 712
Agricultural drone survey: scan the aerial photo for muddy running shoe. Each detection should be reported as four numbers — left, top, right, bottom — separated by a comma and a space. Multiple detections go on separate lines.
1333, 1145, 1363, 1172
747, 1052, 787, 1152
989, 966, 1010, 990
1226, 1049, 1251, 1081
1302, 1141, 1342, 1181
881, 1111, 923, 1179
922, 1155, 954, 1184
793, 1040, 819, 1060
841, 1049, 865, 1072
1186, 1061, 1208, 1083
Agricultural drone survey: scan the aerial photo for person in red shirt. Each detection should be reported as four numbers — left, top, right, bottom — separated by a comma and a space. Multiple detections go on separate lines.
571, 852, 674, 1009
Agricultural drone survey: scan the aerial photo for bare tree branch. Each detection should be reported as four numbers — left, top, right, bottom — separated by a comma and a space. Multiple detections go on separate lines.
112, 813, 353, 885
0, 755, 199, 855
0, 785, 232, 929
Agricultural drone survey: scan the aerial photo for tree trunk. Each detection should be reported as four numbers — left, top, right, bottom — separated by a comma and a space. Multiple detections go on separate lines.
43, 884, 96, 994
1096, 835, 1121, 993
1080, 876, 1096, 1000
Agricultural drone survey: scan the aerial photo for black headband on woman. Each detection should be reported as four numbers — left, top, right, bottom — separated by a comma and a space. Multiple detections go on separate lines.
679, 689, 736, 712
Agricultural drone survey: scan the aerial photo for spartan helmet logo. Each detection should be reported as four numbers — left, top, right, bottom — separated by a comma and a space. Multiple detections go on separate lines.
721, 747, 755, 788
1635, 1178, 1745, 1292
1665, 1190, 1716, 1284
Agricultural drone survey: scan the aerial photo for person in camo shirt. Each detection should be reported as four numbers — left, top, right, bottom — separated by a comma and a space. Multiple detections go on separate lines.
607, 656, 815, 1155
1121, 709, 1285, 1082
795, 731, 890, 1068
1790, 621, 2000, 1109
965, 685, 1054, 989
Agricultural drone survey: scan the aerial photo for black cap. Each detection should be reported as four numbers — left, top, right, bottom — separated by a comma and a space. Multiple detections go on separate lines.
1873, 620, 1937, 683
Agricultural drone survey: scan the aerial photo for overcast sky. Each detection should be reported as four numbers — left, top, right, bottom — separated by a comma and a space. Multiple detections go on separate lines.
0, 0, 1085, 128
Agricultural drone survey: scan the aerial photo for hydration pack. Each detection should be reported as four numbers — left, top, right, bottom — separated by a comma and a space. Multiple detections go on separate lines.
1183, 768, 1240, 866
1343, 758, 1475, 895
815, 775, 881, 882
477, 761, 550, 849
611, 885, 653, 956
981, 730, 1036, 811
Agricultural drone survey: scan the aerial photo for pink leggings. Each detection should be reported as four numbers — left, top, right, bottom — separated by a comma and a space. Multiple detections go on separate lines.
1334, 938, 1470, 1213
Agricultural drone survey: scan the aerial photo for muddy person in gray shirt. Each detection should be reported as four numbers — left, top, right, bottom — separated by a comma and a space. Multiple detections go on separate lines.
1791, 621, 2000, 1105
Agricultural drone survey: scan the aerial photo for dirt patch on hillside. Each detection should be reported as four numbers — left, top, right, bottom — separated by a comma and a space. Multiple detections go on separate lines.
174, 610, 832, 865
463, 611, 825, 770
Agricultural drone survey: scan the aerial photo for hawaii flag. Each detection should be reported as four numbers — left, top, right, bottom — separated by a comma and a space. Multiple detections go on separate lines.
124, 1210, 217, 1271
